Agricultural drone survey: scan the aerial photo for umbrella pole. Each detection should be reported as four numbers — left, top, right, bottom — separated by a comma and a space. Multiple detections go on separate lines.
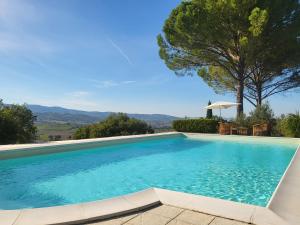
219, 108, 221, 118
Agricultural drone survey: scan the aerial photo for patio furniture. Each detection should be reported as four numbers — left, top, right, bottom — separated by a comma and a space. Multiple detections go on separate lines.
219, 122, 231, 135
237, 127, 248, 135
230, 125, 238, 135
219, 123, 250, 136
253, 123, 270, 136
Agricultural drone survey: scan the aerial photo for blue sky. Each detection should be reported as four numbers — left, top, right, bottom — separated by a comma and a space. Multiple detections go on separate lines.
0, 0, 299, 117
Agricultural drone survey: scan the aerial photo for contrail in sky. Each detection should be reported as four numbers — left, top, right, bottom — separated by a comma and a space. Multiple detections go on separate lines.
107, 38, 133, 66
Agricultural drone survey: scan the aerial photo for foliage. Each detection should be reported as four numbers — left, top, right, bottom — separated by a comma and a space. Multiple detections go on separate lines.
277, 113, 300, 137
0, 100, 37, 144
157, 0, 271, 115
248, 102, 274, 124
158, 0, 300, 114
206, 100, 213, 119
271, 114, 286, 137
173, 118, 218, 133
74, 113, 154, 139
244, 1, 300, 106
235, 113, 251, 128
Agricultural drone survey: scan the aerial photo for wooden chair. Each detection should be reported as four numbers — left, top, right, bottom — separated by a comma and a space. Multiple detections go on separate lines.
253, 123, 270, 136
219, 122, 231, 135
237, 127, 248, 135
230, 125, 238, 135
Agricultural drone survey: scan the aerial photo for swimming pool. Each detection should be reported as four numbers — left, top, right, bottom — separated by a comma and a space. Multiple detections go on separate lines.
0, 134, 297, 209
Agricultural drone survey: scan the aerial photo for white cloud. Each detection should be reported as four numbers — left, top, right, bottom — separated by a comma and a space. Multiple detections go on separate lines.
94, 80, 119, 88
67, 91, 90, 98
87, 79, 137, 89
123, 80, 136, 84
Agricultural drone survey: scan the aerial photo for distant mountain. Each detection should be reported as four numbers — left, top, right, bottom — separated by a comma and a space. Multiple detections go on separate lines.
28, 104, 180, 128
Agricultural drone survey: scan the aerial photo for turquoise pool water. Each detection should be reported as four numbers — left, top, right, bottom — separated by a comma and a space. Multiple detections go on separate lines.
0, 136, 297, 209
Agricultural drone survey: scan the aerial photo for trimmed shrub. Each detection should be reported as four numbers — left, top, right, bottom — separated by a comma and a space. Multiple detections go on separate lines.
173, 118, 218, 133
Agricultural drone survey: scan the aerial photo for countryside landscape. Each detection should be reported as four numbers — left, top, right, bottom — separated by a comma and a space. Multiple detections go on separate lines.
0, 1, 300, 225
30, 104, 178, 141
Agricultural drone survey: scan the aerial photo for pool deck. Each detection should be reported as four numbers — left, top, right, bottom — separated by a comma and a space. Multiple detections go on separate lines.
87, 204, 249, 225
0, 132, 300, 225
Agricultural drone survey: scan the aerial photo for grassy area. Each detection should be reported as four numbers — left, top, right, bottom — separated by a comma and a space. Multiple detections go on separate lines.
36, 122, 81, 142
36, 122, 173, 142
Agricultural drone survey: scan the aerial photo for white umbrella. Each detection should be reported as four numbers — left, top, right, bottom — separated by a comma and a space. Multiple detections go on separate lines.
205, 101, 240, 117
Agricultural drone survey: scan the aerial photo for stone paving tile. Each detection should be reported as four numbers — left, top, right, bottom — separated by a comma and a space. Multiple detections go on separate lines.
209, 217, 248, 225
85, 205, 250, 225
167, 219, 194, 225
124, 212, 172, 225
87, 213, 138, 225
175, 210, 215, 225
147, 205, 184, 219
87, 218, 123, 225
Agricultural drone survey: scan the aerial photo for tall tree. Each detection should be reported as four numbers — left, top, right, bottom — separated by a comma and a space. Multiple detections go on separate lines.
158, 0, 269, 116
206, 100, 213, 119
244, 0, 300, 106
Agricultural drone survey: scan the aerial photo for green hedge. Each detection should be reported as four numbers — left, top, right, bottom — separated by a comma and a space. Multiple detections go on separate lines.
173, 118, 218, 133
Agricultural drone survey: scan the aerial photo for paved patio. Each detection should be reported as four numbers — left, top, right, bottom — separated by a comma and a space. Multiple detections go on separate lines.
86, 205, 249, 225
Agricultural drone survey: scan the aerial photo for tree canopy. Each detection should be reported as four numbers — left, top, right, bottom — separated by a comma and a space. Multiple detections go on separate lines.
244, 0, 300, 106
158, 0, 269, 115
0, 100, 37, 144
74, 113, 154, 139
158, 0, 300, 114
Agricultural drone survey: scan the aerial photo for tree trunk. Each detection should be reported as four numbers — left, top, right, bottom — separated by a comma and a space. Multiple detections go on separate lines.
236, 80, 244, 117
256, 83, 262, 106
256, 91, 262, 106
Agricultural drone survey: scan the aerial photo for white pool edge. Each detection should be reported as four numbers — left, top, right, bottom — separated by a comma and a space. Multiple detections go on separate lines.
1, 132, 299, 225
0, 132, 183, 160
267, 144, 300, 225
267, 143, 300, 208
1, 188, 290, 225
0, 132, 181, 152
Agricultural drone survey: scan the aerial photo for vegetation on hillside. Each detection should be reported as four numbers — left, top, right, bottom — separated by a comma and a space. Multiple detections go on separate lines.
36, 122, 80, 142
29, 105, 178, 129
0, 100, 37, 144
74, 113, 154, 139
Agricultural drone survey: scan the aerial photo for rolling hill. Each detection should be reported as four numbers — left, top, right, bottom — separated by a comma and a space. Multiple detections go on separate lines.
28, 104, 179, 141
28, 104, 180, 128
